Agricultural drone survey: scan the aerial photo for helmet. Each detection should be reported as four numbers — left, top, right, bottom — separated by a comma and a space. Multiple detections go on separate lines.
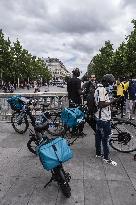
102, 74, 115, 85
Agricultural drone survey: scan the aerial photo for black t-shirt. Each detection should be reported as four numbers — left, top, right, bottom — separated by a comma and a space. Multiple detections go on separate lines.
67, 77, 82, 104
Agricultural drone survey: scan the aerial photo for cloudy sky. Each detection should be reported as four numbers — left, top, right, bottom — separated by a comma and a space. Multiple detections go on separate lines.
0, 0, 136, 75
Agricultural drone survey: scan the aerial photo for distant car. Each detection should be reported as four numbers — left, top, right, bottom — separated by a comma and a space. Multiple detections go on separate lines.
57, 80, 64, 88
57, 83, 64, 88
52, 80, 64, 86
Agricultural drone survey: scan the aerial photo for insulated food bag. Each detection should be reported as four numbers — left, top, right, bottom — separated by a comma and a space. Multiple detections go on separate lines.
36, 137, 73, 171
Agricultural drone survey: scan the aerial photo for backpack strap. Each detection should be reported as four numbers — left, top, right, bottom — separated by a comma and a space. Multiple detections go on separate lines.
52, 144, 62, 163
121, 82, 124, 90
96, 85, 107, 119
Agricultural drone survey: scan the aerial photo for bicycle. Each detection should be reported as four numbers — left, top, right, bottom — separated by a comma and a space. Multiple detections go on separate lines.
27, 123, 72, 198
109, 117, 136, 153
7, 96, 64, 136
59, 102, 136, 152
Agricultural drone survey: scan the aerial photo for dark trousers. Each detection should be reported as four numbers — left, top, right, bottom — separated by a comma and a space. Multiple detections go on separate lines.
117, 96, 125, 118
95, 119, 111, 159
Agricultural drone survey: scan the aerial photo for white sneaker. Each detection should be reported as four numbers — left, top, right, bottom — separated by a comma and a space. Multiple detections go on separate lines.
103, 158, 117, 166
96, 154, 103, 158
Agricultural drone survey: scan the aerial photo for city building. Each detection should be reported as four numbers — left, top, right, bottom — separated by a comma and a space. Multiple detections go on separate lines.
44, 57, 71, 81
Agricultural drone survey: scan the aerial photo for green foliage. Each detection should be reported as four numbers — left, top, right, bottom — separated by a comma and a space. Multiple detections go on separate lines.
88, 19, 136, 79
0, 30, 51, 83
88, 41, 114, 79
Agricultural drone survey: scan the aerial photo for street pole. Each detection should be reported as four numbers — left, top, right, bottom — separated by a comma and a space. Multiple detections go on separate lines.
18, 78, 19, 88
1, 71, 3, 85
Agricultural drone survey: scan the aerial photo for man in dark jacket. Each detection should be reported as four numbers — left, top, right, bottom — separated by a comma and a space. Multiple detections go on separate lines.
126, 78, 136, 119
82, 74, 97, 114
67, 68, 82, 106
67, 68, 85, 136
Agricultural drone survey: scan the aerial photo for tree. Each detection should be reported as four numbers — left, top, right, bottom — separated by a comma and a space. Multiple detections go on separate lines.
0, 30, 13, 82
0, 30, 52, 84
88, 41, 114, 79
87, 19, 136, 79
112, 42, 128, 78
125, 19, 136, 77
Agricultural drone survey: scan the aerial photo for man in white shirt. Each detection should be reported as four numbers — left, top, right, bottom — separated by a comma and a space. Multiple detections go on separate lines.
94, 74, 117, 166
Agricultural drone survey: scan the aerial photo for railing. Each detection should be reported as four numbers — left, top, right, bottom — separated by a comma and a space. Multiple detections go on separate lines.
0, 92, 68, 122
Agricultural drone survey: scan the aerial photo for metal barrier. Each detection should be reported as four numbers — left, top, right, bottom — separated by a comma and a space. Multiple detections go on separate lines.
0, 92, 68, 122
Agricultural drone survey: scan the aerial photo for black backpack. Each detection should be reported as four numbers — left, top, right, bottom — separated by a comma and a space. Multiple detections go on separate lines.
84, 81, 97, 114
86, 85, 105, 132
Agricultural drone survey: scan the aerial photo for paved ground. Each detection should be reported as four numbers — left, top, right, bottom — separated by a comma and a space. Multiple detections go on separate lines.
0, 121, 136, 205
0, 85, 136, 204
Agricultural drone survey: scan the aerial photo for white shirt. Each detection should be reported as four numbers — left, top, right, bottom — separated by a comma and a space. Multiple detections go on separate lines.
94, 84, 111, 121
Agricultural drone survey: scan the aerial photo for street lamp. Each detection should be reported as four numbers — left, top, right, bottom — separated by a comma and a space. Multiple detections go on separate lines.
0, 69, 3, 86
18, 74, 22, 88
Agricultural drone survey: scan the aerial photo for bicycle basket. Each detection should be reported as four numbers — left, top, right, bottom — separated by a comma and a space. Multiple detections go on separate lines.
61, 107, 85, 128
36, 137, 73, 171
7, 95, 24, 111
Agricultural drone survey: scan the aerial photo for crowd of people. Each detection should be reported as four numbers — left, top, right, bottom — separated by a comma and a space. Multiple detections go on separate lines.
1, 70, 135, 167
67, 68, 136, 167
0, 80, 50, 93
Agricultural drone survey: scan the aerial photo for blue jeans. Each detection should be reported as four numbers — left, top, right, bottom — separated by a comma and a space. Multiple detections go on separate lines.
95, 119, 111, 160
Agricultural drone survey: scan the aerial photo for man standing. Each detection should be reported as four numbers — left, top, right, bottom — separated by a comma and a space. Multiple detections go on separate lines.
94, 74, 117, 166
126, 77, 136, 120
116, 77, 129, 118
82, 74, 97, 114
67, 68, 82, 106
67, 68, 85, 136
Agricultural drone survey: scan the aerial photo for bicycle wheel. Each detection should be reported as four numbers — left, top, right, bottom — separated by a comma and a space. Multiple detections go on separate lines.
47, 113, 64, 136
109, 120, 136, 153
27, 137, 39, 155
11, 111, 29, 134
54, 165, 71, 198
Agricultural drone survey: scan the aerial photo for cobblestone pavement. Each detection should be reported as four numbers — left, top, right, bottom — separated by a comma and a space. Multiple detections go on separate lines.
0, 121, 136, 205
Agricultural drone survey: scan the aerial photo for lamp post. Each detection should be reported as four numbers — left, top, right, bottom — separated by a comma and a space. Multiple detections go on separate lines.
18, 74, 22, 88
0, 69, 3, 86
13, 71, 15, 84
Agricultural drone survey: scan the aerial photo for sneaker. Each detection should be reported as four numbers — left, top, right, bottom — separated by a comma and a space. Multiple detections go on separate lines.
96, 154, 103, 158
103, 158, 117, 166
130, 117, 135, 120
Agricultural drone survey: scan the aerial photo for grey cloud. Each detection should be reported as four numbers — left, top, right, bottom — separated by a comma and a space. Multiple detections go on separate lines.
46, 0, 121, 34
0, 0, 121, 36
0, 0, 48, 35
122, 0, 136, 7
19, 0, 48, 19
0, 0, 48, 18
0, 0, 135, 75
70, 39, 94, 53
50, 10, 109, 34
35, 6, 112, 35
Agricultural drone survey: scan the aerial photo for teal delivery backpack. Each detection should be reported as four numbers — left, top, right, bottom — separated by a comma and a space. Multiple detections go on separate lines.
36, 137, 73, 171
61, 107, 85, 128
7, 95, 24, 111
